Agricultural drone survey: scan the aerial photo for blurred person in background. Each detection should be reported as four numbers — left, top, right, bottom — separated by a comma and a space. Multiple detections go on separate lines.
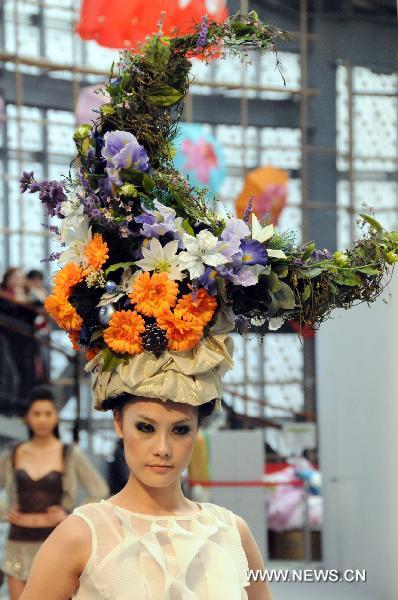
25, 270, 48, 307
0, 268, 28, 303
25, 269, 51, 381
0, 385, 109, 600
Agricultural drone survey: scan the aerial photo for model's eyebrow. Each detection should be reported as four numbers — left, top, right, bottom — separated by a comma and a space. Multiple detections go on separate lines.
135, 414, 193, 425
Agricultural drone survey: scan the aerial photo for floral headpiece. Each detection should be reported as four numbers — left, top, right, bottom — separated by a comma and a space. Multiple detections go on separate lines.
21, 12, 398, 410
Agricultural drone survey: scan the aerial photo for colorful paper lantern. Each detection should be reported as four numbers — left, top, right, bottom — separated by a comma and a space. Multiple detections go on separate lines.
236, 166, 288, 225
76, 0, 229, 49
173, 123, 226, 194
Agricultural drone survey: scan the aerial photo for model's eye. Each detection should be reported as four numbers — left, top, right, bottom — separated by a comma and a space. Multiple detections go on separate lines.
136, 422, 154, 433
173, 425, 190, 435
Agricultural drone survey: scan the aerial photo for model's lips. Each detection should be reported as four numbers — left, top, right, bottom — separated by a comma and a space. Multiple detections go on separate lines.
147, 465, 174, 472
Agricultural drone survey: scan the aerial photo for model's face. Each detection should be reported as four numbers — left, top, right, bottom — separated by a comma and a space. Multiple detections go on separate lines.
7, 269, 24, 291
114, 399, 198, 488
25, 400, 59, 438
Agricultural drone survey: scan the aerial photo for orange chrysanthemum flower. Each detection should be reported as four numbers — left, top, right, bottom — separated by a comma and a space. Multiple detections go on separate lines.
45, 294, 83, 331
53, 263, 84, 297
157, 310, 203, 352
129, 271, 178, 318
68, 330, 81, 351
174, 288, 217, 326
85, 233, 109, 270
103, 310, 145, 355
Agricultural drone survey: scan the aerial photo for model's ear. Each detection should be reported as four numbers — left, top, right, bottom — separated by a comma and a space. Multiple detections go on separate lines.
113, 411, 123, 439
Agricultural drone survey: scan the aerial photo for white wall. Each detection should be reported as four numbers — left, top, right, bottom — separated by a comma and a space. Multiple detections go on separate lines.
317, 271, 398, 599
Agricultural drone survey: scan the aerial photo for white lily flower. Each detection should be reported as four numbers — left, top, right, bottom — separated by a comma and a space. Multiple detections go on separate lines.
251, 213, 287, 259
135, 237, 184, 281
178, 230, 229, 279
58, 215, 91, 266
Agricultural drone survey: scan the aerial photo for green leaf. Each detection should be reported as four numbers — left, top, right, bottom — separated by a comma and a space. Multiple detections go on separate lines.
263, 271, 282, 293
268, 292, 280, 316
333, 271, 361, 286
145, 37, 171, 69
298, 267, 324, 279
355, 266, 381, 276
148, 84, 183, 107
301, 283, 312, 302
121, 169, 144, 185
301, 242, 316, 261
182, 219, 194, 236
359, 213, 383, 232
273, 264, 289, 278
105, 262, 135, 276
273, 281, 296, 310
142, 173, 155, 194
101, 348, 126, 372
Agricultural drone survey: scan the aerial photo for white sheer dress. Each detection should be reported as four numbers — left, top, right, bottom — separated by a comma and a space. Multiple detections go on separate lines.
72, 500, 249, 599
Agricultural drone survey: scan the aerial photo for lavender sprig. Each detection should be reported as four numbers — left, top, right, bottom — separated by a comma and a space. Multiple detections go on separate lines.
40, 251, 61, 263
243, 195, 254, 224
196, 16, 209, 51
20, 172, 68, 217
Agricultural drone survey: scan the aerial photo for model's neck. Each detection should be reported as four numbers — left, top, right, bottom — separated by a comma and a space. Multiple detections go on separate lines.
29, 435, 58, 448
117, 474, 189, 514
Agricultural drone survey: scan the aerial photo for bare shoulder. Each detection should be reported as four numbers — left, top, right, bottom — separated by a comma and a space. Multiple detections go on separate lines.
20, 514, 92, 600
36, 513, 92, 570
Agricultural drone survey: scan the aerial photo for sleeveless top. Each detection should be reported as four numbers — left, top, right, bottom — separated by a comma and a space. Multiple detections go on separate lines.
9, 444, 68, 542
72, 500, 250, 599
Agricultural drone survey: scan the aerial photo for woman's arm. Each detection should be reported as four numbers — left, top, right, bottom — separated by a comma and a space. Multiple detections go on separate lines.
72, 446, 110, 504
20, 515, 91, 600
236, 516, 273, 600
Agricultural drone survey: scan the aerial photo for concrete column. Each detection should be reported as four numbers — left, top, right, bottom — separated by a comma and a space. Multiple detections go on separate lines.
317, 270, 398, 599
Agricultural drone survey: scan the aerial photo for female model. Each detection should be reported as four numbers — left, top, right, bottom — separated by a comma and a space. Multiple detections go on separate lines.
0, 385, 109, 599
21, 394, 272, 599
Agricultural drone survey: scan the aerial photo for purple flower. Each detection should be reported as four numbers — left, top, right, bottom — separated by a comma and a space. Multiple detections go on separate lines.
102, 130, 149, 172
42, 223, 60, 235
220, 217, 250, 259
243, 195, 254, 224
310, 249, 332, 261
20, 173, 68, 217
198, 267, 218, 295
41, 251, 62, 263
240, 239, 268, 266
196, 16, 209, 51
19, 171, 34, 193
134, 200, 184, 246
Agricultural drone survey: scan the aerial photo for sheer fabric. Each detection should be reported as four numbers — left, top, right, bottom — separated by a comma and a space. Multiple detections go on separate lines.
73, 500, 249, 599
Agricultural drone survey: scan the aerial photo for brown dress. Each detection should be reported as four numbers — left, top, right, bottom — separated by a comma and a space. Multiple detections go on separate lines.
2, 444, 67, 580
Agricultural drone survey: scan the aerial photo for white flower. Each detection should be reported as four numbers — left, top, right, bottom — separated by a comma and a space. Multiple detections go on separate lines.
59, 195, 85, 230
135, 238, 184, 281
178, 230, 229, 279
251, 214, 287, 259
58, 215, 91, 267
268, 317, 284, 331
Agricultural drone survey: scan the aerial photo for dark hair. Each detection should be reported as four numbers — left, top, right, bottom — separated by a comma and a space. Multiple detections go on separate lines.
105, 393, 216, 426
1, 267, 22, 290
26, 269, 44, 281
25, 385, 60, 439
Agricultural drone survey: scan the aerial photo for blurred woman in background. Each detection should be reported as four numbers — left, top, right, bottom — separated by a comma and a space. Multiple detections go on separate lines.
0, 268, 28, 303
0, 385, 109, 600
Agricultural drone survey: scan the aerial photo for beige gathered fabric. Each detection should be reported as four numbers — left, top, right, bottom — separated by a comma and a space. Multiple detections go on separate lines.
72, 500, 249, 599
